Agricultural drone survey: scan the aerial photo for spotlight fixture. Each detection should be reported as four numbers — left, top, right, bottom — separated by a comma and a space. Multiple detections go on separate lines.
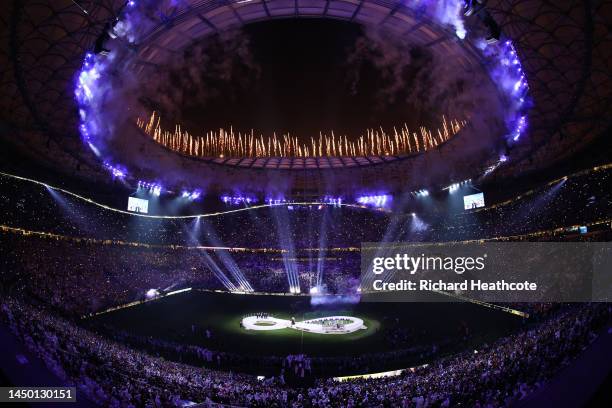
181, 190, 202, 201
103, 162, 126, 179
138, 182, 163, 196
145, 288, 159, 299
356, 195, 391, 208
446, 179, 472, 193
323, 197, 343, 207
266, 198, 291, 205
220, 196, 256, 205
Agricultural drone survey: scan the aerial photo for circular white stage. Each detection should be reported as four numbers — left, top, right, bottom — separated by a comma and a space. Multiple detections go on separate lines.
241, 315, 366, 334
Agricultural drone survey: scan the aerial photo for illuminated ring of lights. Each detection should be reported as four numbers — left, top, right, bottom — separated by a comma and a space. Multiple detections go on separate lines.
75, 1, 529, 184
0, 171, 382, 219
6, 163, 607, 222
4, 218, 612, 255
241, 315, 366, 334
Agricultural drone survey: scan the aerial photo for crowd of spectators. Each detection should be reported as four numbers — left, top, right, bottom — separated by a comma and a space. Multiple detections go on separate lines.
2, 226, 610, 316
0, 234, 224, 315
0, 229, 367, 314
0, 166, 610, 406
0, 166, 610, 248
1, 298, 608, 407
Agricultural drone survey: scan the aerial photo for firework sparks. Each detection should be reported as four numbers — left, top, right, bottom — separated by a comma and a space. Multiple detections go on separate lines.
137, 112, 467, 158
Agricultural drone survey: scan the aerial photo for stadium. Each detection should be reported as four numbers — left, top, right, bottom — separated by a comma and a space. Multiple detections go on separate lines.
0, 1, 611, 407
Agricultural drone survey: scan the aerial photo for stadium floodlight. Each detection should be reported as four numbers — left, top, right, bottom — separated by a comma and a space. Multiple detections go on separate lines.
267, 197, 290, 206
323, 196, 343, 207
181, 190, 201, 200
145, 288, 159, 299
111, 168, 125, 178
103, 162, 126, 179
357, 194, 391, 208
222, 195, 257, 205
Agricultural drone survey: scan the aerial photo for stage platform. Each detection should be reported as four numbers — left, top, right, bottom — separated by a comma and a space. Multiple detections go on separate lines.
242, 315, 366, 334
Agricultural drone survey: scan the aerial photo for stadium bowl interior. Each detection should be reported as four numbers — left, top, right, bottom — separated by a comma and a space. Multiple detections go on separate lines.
0, 1, 611, 407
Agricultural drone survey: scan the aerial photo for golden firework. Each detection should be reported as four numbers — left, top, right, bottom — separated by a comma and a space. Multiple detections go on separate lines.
137, 112, 466, 158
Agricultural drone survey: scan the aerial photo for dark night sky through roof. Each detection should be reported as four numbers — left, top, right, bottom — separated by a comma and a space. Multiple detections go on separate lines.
159, 19, 437, 141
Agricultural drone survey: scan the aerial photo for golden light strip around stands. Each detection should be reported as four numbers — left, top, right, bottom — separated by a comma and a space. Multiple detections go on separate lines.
0, 224, 283, 252
1, 219, 610, 253
86, 288, 528, 320
1, 163, 610, 221
0, 171, 373, 219
83, 288, 192, 319
355, 218, 612, 251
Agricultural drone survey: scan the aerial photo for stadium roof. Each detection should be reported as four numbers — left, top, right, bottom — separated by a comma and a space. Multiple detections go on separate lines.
0, 1, 610, 190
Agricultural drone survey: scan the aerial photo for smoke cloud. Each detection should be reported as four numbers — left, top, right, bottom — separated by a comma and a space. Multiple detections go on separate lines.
344, 25, 502, 124
139, 29, 261, 122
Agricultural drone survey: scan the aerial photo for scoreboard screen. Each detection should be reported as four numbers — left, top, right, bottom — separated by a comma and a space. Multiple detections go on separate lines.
127, 197, 149, 213
463, 193, 485, 210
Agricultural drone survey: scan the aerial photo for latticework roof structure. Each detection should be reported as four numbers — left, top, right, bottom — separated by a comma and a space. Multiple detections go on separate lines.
0, 1, 610, 190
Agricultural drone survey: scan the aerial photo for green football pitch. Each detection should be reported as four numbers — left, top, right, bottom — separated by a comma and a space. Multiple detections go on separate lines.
90, 290, 523, 358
